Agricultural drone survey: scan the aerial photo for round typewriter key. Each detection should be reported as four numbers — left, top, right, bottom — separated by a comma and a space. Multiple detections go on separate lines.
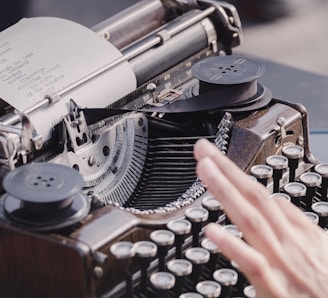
201, 194, 224, 222
283, 182, 306, 207
201, 237, 220, 273
150, 229, 175, 246
150, 271, 175, 289
150, 230, 175, 271
213, 268, 238, 297
167, 219, 191, 259
134, 241, 157, 258
195, 280, 221, 297
150, 271, 175, 297
201, 238, 220, 253
167, 259, 193, 295
315, 163, 328, 178
167, 219, 192, 236
266, 155, 288, 192
300, 172, 322, 210
110, 241, 135, 297
185, 247, 210, 283
213, 268, 238, 286
304, 212, 320, 225
300, 172, 322, 187
110, 241, 135, 259
250, 164, 273, 186
266, 155, 288, 170
185, 207, 209, 223
185, 207, 209, 247
269, 192, 291, 202
134, 241, 157, 291
243, 285, 256, 298
282, 145, 304, 182
185, 247, 210, 265
282, 144, 304, 159
222, 224, 243, 239
167, 259, 193, 277
312, 201, 328, 228
315, 163, 328, 201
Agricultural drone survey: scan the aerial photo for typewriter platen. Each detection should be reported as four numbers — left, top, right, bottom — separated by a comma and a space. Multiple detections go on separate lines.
0, 1, 325, 297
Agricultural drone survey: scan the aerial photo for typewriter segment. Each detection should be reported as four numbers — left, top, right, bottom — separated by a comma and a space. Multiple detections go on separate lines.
0, 1, 325, 298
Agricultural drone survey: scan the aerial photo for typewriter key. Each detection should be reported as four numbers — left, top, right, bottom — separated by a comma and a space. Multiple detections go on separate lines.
283, 182, 306, 207
167, 219, 191, 259
167, 259, 193, 276
266, 155, 288, 193
250, 164, 273, 187
314, 163, 328, 201
222, 224, 243, 239
282, 145, 304, 182
134, 241, 157, 291
195, 280, 221, 298
110, 241, 135, 259
201, 194, 224, 222
299, 172, 322, 211
185, 247, 210, 283
150, 229, 175, 271
2, 162, 89, 231
185, 207, 209, 246
304, 212, 320, 225
243, 285, 256, 298
311, 201, 328, 228
201, 238, 220, 274
167, 259, 192, 295
269, 192, 291, 202
110, 241, 135, 297
213, 268, 238, 297
150, 271, 175, 298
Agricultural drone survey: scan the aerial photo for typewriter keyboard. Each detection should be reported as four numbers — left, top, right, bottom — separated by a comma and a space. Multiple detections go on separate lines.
108, 142, 328, 298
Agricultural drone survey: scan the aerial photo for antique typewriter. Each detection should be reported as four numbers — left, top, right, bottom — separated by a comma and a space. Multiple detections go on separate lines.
0, 1, 327, 297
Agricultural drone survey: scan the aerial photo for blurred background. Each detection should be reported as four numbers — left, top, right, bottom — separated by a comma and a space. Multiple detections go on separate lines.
1, 0, 328, 160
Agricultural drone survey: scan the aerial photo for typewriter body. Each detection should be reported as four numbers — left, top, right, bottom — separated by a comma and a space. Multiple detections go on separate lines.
0, 1, 324, 297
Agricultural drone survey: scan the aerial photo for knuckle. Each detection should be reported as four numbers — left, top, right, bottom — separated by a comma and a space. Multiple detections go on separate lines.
246, 254, 268, 279
239, 214, 262, 234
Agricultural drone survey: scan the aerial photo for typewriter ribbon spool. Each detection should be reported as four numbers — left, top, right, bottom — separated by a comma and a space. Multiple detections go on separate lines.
2, 162, 89, 231
132, 55, 273, 114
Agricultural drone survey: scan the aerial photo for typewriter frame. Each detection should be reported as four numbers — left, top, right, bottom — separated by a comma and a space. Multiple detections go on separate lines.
0, 1, 320, 298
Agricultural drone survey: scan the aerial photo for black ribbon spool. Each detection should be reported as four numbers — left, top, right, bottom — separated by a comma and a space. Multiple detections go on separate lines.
192, 55, 266, 109
2, 162, 89, 231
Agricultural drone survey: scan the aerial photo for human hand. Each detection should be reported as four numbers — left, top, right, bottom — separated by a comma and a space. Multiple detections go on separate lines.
194, 138, 328, 298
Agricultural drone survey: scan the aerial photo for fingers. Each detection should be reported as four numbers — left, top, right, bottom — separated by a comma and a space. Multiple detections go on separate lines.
275, 196, 326, 237
194, 138, 270, 203
194, 139, 293, 241
196, 153, 284, 258
205, 223, 281, 296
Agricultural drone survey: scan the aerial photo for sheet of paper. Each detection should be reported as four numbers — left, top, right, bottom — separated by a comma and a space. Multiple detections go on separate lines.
0, 17, 136, 140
